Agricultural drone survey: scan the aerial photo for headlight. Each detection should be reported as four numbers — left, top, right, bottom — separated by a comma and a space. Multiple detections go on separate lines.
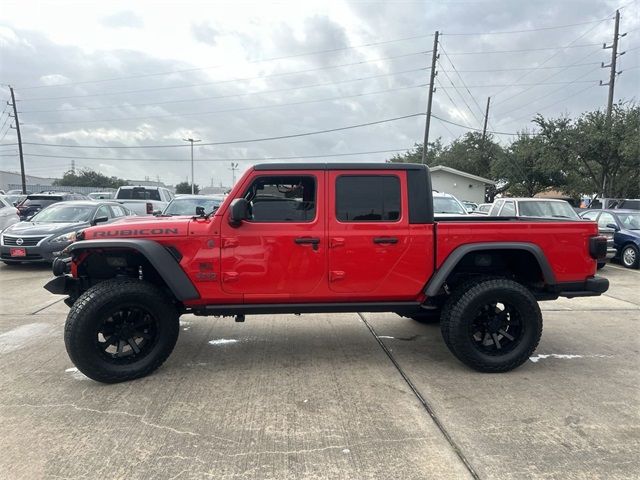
50, 232, 77, 244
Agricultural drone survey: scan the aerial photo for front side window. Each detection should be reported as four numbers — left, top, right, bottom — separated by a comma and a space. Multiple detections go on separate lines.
581, 210, 599, 220
243, 175, 316, 222
336, 175, 400, 222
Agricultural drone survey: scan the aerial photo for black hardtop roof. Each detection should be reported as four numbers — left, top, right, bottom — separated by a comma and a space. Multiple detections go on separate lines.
253, 162, 427, 171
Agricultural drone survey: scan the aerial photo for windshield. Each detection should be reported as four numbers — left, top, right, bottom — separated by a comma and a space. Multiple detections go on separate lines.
617, 212, 640, 230
117, 188, 161, 201
30, 204, 94, 223
518, 201, 579, 219
433, 197, 467, 215
163, 198, 222, 216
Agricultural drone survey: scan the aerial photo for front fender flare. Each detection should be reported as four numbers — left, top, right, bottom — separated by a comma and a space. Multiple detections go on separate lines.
66, 239, 200, 301
424, 242, 556, 297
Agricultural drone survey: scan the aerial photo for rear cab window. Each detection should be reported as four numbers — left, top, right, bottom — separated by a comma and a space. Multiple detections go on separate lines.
335, 175, 401, 222
117, 188, 161, 201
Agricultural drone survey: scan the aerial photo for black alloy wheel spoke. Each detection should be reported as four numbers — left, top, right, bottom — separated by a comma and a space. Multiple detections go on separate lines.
498, 329, 515, 341
127, 338, 141, 354
491, 333, 502, 349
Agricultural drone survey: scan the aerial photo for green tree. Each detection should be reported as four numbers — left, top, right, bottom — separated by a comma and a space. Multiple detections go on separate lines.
53, 169, 128, 189
535, 103, 639, 198
388, 138, 444, 165
438, 132, 504, 178
175, 182, 199, 194
491, 133, 566, 197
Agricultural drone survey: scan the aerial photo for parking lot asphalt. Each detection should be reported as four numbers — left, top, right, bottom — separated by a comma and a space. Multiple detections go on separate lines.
0, 263, 638, 480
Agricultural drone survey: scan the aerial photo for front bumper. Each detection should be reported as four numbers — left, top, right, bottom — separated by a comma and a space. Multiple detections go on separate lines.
0, 242, 71, 263
555, 276, 610, 298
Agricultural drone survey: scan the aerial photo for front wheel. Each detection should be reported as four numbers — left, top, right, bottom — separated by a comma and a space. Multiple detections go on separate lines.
621, 245, 639, 269
64, 279, 179, 383
440, 278, 542, 373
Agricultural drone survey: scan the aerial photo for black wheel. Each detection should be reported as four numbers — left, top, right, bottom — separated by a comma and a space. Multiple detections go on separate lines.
621, 245, 639, 269
440, 278, 542, 373
64, 279, 179, 383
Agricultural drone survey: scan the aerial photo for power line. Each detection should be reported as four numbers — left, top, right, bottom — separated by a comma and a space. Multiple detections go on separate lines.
445, 43, 601, 55
490, 15, 611, 103
19, 51, 430, 104
22, 67, 427, 113
437, 59, 482, 126
27, 83, 427, 126
431, 113, 536, 136
439, 61, 601, 73
439, 43, 489, 127
498, 64, 603, 117
22, 112, 426, 149
14, 33, 435, 90
509, 83, 599, 122
21, 148, 414, 163
442, 17, 613, 36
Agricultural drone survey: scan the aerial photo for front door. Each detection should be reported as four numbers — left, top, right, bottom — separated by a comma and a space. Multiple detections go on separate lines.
327, 171, 410, 295
220, 171, 325, 300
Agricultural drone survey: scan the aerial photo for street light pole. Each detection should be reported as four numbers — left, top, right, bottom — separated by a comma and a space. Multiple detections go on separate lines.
182, 137, 201, 194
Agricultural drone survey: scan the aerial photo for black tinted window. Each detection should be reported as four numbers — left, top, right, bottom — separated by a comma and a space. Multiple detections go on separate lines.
117, 188, 161, 201
244, 176, 316, 222
336, 175, 400, 222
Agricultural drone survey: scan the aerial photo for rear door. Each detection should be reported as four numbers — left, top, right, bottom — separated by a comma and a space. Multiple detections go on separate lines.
327, 171, 410, 294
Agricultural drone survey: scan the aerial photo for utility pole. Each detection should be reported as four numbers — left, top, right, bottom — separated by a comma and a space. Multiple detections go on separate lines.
600, 10, 626, 121
71, 159, 76, 174
421, 31, 439, 165
599, 10, 626, 197
481, 96, 491, 142
182, 137, 201, 194
8, 86, 26, 194
229, 162, 239, 185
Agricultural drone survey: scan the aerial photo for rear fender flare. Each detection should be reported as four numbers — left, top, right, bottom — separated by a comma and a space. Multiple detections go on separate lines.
66, 239, 200, 301
424, 242, 556, 297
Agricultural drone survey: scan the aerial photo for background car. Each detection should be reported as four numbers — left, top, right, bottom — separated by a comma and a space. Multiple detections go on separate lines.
462, 201, 478, 213
432, 191, 468, 217
5, 193, 27, 207
161, 194, 224, 216
580, 209, 640, 269
16, 192, 90, 220
0, 195, 20, 232
0, 201, 133, 265
489, 198, 580, 219
114, 185, 174, 215
474, 203, 493, 215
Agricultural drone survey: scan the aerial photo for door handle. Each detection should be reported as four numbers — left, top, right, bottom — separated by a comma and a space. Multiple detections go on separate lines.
295, 237, 320, 251
373, 237, 398, 244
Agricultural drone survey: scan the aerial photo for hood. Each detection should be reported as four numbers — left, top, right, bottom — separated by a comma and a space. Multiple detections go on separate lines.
83, 217, 190, 240
3, 221, 88, 236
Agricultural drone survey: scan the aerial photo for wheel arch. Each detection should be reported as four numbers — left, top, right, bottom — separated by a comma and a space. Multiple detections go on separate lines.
67, 239, 199, 301
424, 242, 556, 297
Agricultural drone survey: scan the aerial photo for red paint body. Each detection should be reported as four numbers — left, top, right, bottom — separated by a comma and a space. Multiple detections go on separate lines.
84, 166, 599, 307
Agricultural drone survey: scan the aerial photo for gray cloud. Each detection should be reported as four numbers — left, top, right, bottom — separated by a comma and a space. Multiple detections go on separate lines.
191, 22, 219, 46
0, 1, 638, 187
100, 11, 144, 29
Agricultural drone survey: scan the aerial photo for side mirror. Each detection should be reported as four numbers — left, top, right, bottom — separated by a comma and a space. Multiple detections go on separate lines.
229, 198, 250, 227
153, 210, 162, 216
606, 223, 619, 231
195, 206, 205, 217
92, 216, 109, 226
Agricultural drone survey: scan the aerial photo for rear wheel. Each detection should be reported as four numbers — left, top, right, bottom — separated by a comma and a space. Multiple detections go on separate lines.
621, 245, 639, 269
64, 279, 179, 383
440, 278, 542, 373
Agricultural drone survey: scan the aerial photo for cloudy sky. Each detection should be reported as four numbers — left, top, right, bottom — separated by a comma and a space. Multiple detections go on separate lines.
0, 0, 638, 187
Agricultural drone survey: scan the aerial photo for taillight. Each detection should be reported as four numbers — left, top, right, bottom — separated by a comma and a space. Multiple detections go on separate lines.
589, 236, 608, 260
146, 202, 153, 214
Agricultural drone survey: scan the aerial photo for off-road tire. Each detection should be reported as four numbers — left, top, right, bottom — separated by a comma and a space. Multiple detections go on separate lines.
64, 279, 179, 383
440, 278, 542, 373
621, 245, 639, 269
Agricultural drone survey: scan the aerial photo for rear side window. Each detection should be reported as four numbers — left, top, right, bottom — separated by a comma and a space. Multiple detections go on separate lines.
110, 205, 127, 217
22, 196, 62, 207
336, 175, 401, 222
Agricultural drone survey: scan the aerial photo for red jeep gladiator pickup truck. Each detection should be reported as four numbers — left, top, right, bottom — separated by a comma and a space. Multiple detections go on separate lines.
45, 163, 609, 383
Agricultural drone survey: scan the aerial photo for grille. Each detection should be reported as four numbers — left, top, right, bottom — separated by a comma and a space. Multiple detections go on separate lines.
2, 235, 46, 246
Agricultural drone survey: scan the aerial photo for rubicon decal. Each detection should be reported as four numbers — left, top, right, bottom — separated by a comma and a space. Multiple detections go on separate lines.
92, 228, 180, 237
